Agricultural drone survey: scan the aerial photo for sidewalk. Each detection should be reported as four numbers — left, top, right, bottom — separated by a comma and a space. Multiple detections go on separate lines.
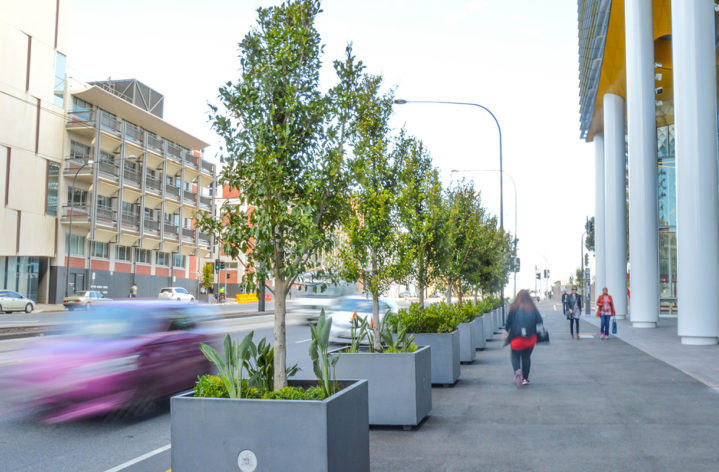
370, 303, 719, 471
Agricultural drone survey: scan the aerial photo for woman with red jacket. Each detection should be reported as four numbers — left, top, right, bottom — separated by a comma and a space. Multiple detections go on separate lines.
596, 287, 615, 339
504, 290, 544, 388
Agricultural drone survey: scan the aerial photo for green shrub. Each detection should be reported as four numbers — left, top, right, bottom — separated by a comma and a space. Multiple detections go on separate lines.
386, 302, 463, 334
194, 374, 230, 398
194, 375, 327, 401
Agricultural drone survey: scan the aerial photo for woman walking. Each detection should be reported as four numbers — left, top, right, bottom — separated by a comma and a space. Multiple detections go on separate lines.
504, 290, 544, 388
596, 287, 615, 339
567, 286, 582, 339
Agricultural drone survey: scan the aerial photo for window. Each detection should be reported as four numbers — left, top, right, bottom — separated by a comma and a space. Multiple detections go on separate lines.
116, 245, 131, 262
156, 252, 170, 266
53, 52, 66, 107
65, 234, 85, 256
66, 187, 87, 206
144, 207, 155, 220
99, 151, 115, 165
70, 140, 91, 160
173, 254, 186, 268
91, 241, 109, 258
72, 97, 92, 121
136, 248, 151, 264
97, 195, 112, 209
47, 162, 59, 216
183, 218, 192, 229
121, 201, 138, 217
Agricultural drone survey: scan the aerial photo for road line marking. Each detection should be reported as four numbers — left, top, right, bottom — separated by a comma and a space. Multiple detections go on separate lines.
295, 338, 311, 344
101, 444, 171, 472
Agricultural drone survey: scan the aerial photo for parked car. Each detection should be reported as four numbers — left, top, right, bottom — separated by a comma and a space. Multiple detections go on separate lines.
62, 291, 111, 310
158, 287, 195, 302
0, 301, 217, 423
327, 295, 398, 344
0, 290, 35, 313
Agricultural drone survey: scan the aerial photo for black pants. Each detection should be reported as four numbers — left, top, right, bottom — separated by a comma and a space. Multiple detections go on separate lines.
569, 318, 579, 335
511, 347, 534, 380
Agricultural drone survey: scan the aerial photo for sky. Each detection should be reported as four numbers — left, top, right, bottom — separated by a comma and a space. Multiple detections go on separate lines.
66, 0, 595, 295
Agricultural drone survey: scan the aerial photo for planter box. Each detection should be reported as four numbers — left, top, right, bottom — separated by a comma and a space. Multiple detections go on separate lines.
458, 321, 477, 363
410, 331, 460, 386
483, 313, 495, 341
493, 309, 501, 333
171, 379, 369, 472
333, 345, 431, 427
472, 316, 486, 350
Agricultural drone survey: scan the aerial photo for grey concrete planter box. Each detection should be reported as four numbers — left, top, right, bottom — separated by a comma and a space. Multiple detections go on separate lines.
483, 314, 494, 341
333, 345, 431, 427
493, 309, 501, 333
472, 316, 486, 350
410, 331, 460, 386
171, 379, 369, 472
458, 321, 477, 363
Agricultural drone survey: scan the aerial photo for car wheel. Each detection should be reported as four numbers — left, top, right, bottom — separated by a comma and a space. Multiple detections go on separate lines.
25, 303, 33, 314
177, 297, 181, 301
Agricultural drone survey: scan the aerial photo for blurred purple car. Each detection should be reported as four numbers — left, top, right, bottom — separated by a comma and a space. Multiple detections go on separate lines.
2, 301, 218, 423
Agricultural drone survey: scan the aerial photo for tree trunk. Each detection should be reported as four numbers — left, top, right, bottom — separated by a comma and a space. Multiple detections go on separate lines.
418, 282, 425, 310
273, 276, 287, 390
446, 278, 452, 304
371, 293, 382, 351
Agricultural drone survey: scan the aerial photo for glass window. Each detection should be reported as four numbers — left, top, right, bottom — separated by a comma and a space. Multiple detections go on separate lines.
70, 140, 91, 160
53, 52, 66, 107
97, 195, 112, 209
91, 241, 109, 258
172, 254, 186, 268
47, 162, 59, 216
116, 245, 131, 262
65, 234, 85, 256
67, 187, 87, 206
156, 252, 170, 266
136, 248, 151, 264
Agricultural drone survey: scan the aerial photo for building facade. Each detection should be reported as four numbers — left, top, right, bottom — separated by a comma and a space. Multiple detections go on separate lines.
577, 0, 718, 344
1, 0, 216, 303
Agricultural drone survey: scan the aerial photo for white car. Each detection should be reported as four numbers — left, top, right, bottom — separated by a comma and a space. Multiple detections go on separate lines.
158, 287, 195, 302
327, 295, 398, 344
0, 290, 35, 313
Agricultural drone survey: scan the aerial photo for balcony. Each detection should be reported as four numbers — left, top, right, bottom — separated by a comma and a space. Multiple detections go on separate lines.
183, 152, 198, 169
182, 227, 195, 241
166, 183, 180, 200
198, 232, 210, 246
146, 176, 162, 194
199, 195, 212, 210
121, 212, 140, 231
61, 204, 90, 223
167, 142, 183, 163
66, 109, 95, 128
95, 206, 117, 229
124, 122, 144, 147
147, 134, 163, 154
98, 160, 119, 180
164, 223, 179, 239
63, 158, 94, 178
183, 190, 197, 204
200, 159, 215, 175
99, 111, 122, 137
123, 167, 141, 187
144, 219, 160, 235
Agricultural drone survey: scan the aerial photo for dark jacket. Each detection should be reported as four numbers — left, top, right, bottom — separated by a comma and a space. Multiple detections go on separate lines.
561, 293, 569, 313
504, 308, 543, 346
566, 293, 582, 317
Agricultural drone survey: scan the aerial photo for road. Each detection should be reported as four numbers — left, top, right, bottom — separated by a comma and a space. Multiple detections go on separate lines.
0, 314, 315, 472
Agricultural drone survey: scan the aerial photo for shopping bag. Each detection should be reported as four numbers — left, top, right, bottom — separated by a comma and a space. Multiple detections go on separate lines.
536, 323, 550, 344
612, 317, 617, 334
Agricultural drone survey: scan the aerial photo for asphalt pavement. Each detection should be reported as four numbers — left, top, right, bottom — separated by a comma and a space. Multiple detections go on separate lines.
2, 301, 719, 471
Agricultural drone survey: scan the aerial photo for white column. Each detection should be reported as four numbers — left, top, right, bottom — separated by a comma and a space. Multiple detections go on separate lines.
625, 0, 659, 328
603, 93, 628, 319
594, 134, 606, 298
672, 0, 719, 345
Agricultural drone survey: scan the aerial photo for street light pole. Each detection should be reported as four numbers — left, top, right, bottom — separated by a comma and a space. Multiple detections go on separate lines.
65, 159, 94, 297
396, 98, 506, 324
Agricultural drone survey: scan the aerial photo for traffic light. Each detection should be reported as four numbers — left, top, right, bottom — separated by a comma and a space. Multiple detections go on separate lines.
536, 272, 541, 280
214, 259, 220, 271
544, 269, 550, 279
514, 257, 520, 272
220, 261, 226, 270
584, 253, 589, 266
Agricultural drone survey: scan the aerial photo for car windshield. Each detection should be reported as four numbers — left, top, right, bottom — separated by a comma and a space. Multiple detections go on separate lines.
174, 288, 189, 294
65, 305, 167, 337
74, 291, 90, 297
337, 298, 374, 313
160, 288, 172, 293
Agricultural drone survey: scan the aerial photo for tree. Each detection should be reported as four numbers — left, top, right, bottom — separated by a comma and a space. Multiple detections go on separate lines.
338, 67, 404, 351
201, 263, 214, 289
394, 131, 443, 309
197, 0, 351, 390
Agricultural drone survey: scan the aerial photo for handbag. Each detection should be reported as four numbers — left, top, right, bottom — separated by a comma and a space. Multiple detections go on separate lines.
612, 316, 617, 334
536, 322, 550, 344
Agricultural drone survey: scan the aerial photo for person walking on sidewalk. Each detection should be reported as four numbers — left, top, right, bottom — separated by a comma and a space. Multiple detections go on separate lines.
567, 286, 582, 339
561, 288, 569, 317
596, 287, 615, 339
503, 290, 544, 388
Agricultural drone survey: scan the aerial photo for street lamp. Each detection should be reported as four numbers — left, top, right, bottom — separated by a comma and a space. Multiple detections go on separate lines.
396, 98, 506, 324
451, 168, 518, 298
64, 158, 94, 297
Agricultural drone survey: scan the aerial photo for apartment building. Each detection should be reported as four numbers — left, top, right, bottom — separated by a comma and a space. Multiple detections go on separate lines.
0, 0, 216, 303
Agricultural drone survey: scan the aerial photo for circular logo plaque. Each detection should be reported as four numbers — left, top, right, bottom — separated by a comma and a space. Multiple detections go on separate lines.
237, 450, 258, 472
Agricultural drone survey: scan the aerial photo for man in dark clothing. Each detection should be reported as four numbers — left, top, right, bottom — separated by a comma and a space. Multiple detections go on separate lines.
561, 289, 569, 317
566, 287, 583, 339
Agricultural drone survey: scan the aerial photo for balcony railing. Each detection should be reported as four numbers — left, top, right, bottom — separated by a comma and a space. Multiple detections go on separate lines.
121, 212, 140, 230
66, 110, 95, 127
183, 190, 197, 203
182, 227, 195, 240
167, 142, 183, 163
146, 176, 162, 194
147, 134, 163, 154
183, 152, 198, 169
96, 206, 117, 228
198, 232, 210, 246
100, 111, 122, 137
123, 167, 141, 187
166, 183, 180, 200
164, 223, 179, 238
199, 195, 212, 210
63, 158, 94, 176
61, 204, 90, 221
124, 122, 144, 146
98, 160, 119, 179
200, 159, 215, 175
144, 219, 160, 233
